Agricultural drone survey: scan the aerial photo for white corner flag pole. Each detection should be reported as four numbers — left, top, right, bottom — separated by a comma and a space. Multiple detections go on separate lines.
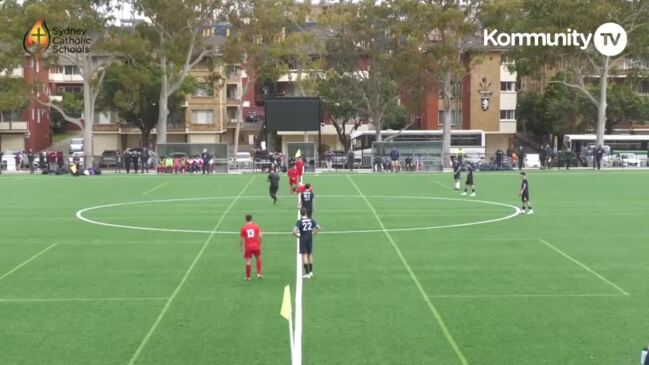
280, 285, 295, 363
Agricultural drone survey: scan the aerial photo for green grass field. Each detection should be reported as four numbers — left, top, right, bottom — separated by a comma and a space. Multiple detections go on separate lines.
1, 170, 648, 365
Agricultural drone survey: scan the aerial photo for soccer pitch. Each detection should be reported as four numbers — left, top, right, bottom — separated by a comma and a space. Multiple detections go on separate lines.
1, 171, 648, 365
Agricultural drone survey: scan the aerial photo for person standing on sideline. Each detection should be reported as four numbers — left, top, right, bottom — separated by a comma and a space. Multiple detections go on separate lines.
519, 172, 534, 215
132, 151, 139, 173
517, 146, 526, 170
452, 157, 461, 190
461, 164, 476, 196
240, 214, 263, 280
347, 150, 355, 171
201, 149, 210, 174
594, 145, 604, 170
389, 147, 401, 173
27, 149, 35, 174
293, 208, 321, 279
124, 149, 131, 173
267, 168, 280, 204
141, 148, 150, 174
116, 152, 122, 173
325, 149, 333, 171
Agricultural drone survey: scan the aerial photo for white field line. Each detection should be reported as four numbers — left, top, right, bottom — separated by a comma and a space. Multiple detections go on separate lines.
428, 293, 627, 299
434, 180, 453, 191
0, 297, 167, 303
0, 243, 57, 283
142, 182, 169, 196
293, 192, 303, 365
537, 239, 630, 296
346, 176, 469, 365
127, 176, 256, 365
76, 195, 519, 235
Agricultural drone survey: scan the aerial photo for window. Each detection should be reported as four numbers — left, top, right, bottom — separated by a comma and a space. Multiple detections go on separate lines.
500, 110, 516, 120
58, 86, 82, 94
637, 80, 649, 94
36, 109, 41, 124
500, 81, 516, 92
193, 84, 214, 97
50, 66, 64, 74
437, 111, 462, 128
192, 110, 214, 124
35, 61, 39, 73
451, 134, 482, 147
64, 65, 79, 75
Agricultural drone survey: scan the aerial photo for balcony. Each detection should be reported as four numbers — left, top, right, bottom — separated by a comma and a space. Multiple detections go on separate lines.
0, 121, 28, 132
93, 124, 119, 132
49, 73, 84, 83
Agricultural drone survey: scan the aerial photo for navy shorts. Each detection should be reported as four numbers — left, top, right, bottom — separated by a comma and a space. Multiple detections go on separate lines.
465, 178, 474, 185
521, 193, 529, 202
299, 237, 313, 254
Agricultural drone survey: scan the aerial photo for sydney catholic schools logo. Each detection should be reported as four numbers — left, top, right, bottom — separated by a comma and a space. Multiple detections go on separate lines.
23, 17, 50, 58
23, 17, 92, 58
478, 77, 492, 111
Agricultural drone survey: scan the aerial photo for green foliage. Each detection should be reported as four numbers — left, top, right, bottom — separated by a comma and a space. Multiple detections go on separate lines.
0, 77, 29, 113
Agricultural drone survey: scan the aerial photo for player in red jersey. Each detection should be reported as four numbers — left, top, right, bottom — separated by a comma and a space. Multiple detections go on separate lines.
239, 214, 263, 280
296, 182, 313, 194
295, 157, 305, 181
287, 164, 299, 194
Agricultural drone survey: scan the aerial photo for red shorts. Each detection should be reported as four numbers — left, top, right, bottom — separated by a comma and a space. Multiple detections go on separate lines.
289, 179, 298, 186
244, 249, 261, 259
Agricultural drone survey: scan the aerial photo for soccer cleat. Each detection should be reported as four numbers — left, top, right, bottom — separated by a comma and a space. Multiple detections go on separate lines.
527, 209, 534, 215
461, 192, 467, 196
470, 192, 476, 197
519, 209, 525, 215
308, 272, 314, 278
244, 277, 251, 281
257, 274, 263, 279
302, 274, 310, 279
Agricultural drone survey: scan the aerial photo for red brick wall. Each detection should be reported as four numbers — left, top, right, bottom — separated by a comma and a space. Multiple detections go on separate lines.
22, 56, 51, 151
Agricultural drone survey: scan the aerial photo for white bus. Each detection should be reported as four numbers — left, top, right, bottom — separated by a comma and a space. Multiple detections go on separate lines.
564, 134, 649, 156
564, 134, 649, 167
350, 129, 486, 167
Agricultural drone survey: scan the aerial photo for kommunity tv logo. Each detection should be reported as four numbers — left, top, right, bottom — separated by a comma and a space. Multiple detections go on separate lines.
484, 22, 628, 56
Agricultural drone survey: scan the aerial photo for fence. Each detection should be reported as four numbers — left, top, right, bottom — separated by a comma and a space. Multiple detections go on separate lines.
156, 143, 229, 173
372, 141, 443, 172
287, 142, 317, 172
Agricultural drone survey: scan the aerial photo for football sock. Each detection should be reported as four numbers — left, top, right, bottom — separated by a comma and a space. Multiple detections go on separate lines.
245, 264, 251, 279
308, 263, 313, 273
256, 259, 262, 274
303, 264, 309, 274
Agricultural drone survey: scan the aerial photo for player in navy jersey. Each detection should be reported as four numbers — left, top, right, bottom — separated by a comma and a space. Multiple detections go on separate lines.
519, 172, 534, 215
298, 183, 315, 218
293, 208, 321, 279
461, 164, 476, 196
452, 157, 461, 190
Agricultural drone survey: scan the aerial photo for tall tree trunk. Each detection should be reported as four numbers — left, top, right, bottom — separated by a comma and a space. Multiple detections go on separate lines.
157, 58, 169, 145
81, 54, 95, 167
233, 79, 248, 167
441, 70, 453, 168
596, 55, 609, 147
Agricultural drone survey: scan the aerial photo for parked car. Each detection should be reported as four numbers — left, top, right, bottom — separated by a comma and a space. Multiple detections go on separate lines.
68, 151, 85, 166
229, 152, 253, 168
69, 138, 84, 154
617, 153, 641, 167
1, 150, 28, 169
463, 152, 485, 165
99, 150, 119, 168
331, 151, 351, 168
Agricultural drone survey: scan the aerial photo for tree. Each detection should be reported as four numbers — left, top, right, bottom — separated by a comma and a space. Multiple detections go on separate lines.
134, 0, 222, 144
50, 92, 83, 132
0, 0, 116, 163
482, 0, 649, 146
388, 0, 481, 167
0, 77, 29, 122
99, 61, 195, 147
317, 72, 362, 153
223, 0, 306, 160
320, 0, 402, 142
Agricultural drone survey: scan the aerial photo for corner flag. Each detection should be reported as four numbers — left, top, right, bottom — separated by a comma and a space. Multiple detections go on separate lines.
281, 285, 292, 320
295, 149, 302, 158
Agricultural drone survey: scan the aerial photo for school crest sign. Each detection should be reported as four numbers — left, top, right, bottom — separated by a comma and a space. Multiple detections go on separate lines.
478, 77, 492, 111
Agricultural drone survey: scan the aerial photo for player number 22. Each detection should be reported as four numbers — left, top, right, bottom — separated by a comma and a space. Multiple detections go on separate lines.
301, 222, 312, 231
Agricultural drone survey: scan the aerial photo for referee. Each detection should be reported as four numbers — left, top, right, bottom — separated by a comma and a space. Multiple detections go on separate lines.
267, 168, 280, 204
519, 172, 534, 215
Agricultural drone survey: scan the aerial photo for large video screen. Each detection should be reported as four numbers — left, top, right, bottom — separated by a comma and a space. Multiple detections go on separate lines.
265, 97, 321, 131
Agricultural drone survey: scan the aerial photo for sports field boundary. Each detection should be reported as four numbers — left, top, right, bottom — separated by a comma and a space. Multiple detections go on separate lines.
126, 176, 256, 365
347, 176, 469, 365
537, 238, 630, 296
